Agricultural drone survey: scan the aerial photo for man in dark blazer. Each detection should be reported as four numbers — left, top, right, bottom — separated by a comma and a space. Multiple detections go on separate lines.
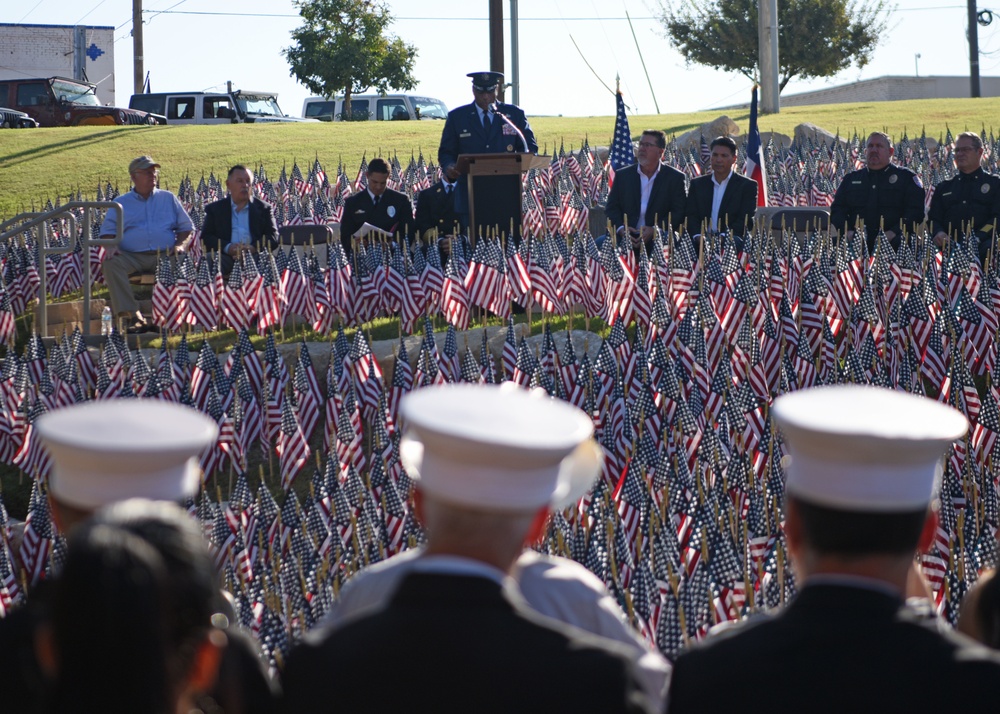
338, 157, 414, 257
684, 135, 758, 243
605, 129, 687, 250
200, 165, 280, 274
280, 385, 652, 714
414, 176, 462, 241
668, 386, 1000, 714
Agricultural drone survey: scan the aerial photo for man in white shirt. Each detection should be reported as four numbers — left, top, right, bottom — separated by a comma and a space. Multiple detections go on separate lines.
684, 136, 757, 246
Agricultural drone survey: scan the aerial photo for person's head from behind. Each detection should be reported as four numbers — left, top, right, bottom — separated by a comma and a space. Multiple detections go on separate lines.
35, 400, 218, 534
37, 499, 224, 714
958, 569, 1000, 649
399, 384, 602, 570
773, 386, 967, 585
367, 157, 390, 197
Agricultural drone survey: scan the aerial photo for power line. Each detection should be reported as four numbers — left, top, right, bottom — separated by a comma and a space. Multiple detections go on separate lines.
135, 10, 660, 20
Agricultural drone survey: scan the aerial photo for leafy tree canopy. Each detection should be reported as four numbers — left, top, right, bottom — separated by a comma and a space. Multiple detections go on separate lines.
284, 0, 417, 117
655, 0, 892, 92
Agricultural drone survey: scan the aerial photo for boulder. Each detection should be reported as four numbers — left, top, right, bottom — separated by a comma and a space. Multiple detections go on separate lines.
759, 131, 792, 150
674, 116, 741, 151
793, 123, 848, 150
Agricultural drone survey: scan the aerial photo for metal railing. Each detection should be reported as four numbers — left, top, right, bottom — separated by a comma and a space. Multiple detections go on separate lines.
0, 202, 123, 336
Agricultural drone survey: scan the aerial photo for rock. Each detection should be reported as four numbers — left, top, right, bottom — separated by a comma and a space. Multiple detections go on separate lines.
793, 123, 847, 150
759, 131, 792, 150
674, 116, 741, 151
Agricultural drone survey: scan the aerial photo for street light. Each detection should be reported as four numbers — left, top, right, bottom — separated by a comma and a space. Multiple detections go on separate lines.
915, 53, 921, 77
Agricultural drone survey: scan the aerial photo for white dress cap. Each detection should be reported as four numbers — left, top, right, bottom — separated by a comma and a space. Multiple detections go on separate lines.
772, 386, 968, 512
399, 384, 603, 511
36, 400, 219, 510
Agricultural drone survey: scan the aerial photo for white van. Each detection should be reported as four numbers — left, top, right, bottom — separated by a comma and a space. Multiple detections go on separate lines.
129, 88, 318, 124
301, 94, 448, 122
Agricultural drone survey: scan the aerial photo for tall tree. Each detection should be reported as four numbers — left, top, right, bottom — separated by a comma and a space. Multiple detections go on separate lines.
283, 0, 417, 118
655, 0, 892, 92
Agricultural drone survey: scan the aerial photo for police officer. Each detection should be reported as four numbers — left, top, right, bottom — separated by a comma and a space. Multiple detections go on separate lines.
830, 131, 925, 253
928, 131, 1000, 264
437, 71, 538, 238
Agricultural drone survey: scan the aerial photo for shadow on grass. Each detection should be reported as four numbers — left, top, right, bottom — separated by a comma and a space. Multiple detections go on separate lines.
0, 126, 171, 169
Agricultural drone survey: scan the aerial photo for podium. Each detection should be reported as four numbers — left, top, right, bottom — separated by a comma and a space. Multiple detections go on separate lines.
457, 153, 550, 246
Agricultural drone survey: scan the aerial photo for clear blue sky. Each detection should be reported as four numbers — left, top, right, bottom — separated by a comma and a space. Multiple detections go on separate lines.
0, 0, 992, 118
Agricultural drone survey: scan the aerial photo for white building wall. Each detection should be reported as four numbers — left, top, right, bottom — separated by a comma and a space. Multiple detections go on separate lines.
0, 24, 116, 105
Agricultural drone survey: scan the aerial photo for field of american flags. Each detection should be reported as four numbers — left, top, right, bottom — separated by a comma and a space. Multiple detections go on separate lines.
2, 120, 1000, 671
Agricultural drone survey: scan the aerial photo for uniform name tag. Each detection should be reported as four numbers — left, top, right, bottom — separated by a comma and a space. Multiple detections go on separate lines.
459, 132, 472, 138
851, 181, 862, 184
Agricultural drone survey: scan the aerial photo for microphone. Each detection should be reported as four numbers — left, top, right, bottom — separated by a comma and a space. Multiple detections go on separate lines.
492, 105, 530, 154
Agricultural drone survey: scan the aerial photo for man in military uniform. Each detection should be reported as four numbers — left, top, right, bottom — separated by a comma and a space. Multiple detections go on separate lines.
339, 157, 414, 257
928, 131, 1000, 264
829, 132, 925, 253
437, 71, 537, 242
414, 174, 463, 261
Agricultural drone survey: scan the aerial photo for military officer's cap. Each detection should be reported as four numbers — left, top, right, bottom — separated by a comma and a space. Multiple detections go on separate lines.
773, 386, 968, 512
399, 384, 602, 512
468, 71, 504, 92
37, 401, 219, 509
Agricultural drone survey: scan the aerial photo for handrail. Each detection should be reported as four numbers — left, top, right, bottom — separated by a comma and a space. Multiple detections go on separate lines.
0, 202, 123, 337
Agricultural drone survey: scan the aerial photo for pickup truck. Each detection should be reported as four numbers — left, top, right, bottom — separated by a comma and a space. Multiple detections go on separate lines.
0, 77, 165, 127
129, 88, 317, 124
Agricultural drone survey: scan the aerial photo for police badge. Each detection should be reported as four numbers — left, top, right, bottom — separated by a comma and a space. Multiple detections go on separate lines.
888, 174, 898, 184
983, 183, 991, 194
387, 205, 397, 218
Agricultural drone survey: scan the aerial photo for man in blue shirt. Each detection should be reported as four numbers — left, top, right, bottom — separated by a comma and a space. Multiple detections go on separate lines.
99, 156, 193, 332
200, 165, 279, 274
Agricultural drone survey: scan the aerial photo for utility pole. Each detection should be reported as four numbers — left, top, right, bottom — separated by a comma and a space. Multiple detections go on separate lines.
132, 0, 144, 95
509, 0, 519, 106
969, 0, 981, 97
488, 0, 505, 101
758, 0, 780, 113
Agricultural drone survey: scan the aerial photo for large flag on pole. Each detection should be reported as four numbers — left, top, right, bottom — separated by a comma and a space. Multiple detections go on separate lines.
744, 84, 769, 207
608, 80, 636, 188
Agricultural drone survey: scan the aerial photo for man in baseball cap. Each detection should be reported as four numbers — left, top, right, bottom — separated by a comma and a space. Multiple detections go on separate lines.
282, 384, 654, 712
668, 386, 1000, 712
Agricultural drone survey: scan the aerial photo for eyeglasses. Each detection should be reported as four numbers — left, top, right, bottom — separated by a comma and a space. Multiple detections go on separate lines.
637, 141, 661, 149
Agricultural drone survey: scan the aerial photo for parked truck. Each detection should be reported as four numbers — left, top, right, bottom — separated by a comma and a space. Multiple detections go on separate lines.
129, 86, 317, 124
0, 76, 164, 127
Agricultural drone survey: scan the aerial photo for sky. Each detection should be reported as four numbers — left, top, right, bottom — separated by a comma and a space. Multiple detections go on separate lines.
0, 0, 996, 119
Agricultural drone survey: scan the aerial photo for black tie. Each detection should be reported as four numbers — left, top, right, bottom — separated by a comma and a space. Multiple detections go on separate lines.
372, 194, 379, 207
483, 111, 491, 132
445, 184, 452, 195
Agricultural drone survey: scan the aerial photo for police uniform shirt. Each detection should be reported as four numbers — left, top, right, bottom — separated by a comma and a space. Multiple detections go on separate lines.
829, 164, 925, 250
928, 167, 1000, 247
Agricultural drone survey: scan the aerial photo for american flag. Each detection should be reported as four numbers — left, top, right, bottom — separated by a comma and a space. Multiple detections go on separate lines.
608, 89, 636, 187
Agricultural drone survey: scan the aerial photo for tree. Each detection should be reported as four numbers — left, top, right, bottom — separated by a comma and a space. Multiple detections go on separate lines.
655, 0, 892, 92
283, 0, 417, 118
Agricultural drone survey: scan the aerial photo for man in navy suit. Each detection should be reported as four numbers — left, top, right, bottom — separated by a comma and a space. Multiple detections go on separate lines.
338, 157, 414, 257
438, 71, 537, 242
200, 165, 279, 274
604, 129, 687, 251
684, 135, 758, 244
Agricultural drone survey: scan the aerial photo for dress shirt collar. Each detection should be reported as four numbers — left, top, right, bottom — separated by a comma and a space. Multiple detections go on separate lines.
711, 169, 734, 188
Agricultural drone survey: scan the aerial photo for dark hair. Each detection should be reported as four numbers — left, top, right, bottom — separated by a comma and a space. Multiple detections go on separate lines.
710, 136, 738, 155
791, 496, 927, 556
48, 500, 218, 714
641, 130, 666, 150
367, 158, 390, 175
970, 569, 1000, 649
227, 165, 250, 178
